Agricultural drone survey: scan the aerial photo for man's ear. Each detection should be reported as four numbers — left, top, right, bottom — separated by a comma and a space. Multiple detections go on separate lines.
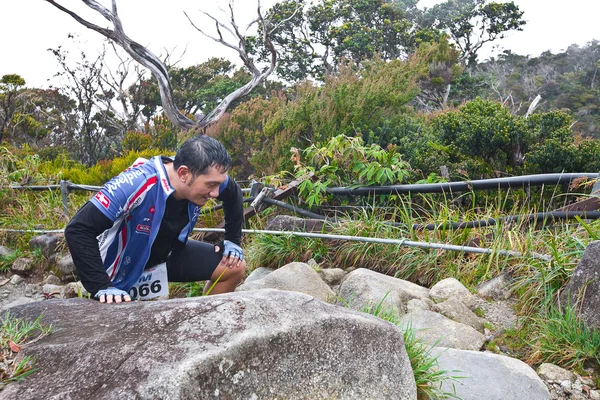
176, 165, 189, 183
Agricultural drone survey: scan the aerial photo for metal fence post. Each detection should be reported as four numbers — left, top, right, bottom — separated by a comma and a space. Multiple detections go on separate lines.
60, 180, 70, 218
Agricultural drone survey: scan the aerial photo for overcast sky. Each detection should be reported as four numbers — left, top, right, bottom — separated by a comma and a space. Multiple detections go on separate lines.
1, 0, 599, 88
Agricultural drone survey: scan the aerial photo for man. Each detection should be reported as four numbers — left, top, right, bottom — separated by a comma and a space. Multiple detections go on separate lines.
64, 136, 246, 304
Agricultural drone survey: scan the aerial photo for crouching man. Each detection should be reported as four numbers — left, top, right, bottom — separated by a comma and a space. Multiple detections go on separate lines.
65, 136, 246, 304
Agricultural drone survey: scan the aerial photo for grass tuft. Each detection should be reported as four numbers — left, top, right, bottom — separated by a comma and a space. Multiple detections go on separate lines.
528, 303, 600, 372
0, 312, 52, 386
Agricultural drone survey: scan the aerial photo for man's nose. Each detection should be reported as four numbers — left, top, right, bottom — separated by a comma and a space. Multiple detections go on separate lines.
209, 188, 220, 197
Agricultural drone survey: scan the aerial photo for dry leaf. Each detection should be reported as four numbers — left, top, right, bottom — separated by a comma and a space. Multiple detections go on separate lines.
9, 341, 21, 353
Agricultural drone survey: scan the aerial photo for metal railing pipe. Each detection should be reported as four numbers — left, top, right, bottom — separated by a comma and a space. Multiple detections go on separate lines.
327, 173, 599, 196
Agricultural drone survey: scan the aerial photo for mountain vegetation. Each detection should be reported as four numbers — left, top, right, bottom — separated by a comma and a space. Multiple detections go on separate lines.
2, 0, 600, 391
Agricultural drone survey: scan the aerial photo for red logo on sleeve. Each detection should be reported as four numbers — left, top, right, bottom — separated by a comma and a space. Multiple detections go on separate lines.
95, 192, 111, 209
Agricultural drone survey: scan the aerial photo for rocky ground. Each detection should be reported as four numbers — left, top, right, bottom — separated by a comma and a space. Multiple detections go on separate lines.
1, 234, 599, 399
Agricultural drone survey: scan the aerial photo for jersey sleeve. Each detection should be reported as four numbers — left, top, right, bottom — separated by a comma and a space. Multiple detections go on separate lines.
217, 175, 244, 245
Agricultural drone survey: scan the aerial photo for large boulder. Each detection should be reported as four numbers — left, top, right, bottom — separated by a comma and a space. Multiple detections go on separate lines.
432, 347, 549, 400
560, 240, 600, 329
243, 267, 274, 284
338, 268, 430, 316
237, 262, 335, 302
2, 290, 417, 399
399, 310, 485, 351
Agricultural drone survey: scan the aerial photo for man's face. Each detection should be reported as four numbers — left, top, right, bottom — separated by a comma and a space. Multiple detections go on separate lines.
184, 165, 227, 206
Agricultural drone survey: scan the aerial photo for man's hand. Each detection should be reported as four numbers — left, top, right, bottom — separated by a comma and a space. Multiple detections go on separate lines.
215, 240, 245, 268
95, 287, 132, 304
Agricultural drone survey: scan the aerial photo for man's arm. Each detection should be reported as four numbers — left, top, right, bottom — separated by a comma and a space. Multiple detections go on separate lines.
217, 176, 244, 245
64, 202, 115, 296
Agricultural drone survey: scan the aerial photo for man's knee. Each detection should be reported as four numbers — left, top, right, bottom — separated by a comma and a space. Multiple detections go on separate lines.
216, 261, 246, 284
228, 262, 246, 284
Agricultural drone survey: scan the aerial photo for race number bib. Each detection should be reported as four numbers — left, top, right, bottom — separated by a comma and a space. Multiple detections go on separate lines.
129, 262, 169, 300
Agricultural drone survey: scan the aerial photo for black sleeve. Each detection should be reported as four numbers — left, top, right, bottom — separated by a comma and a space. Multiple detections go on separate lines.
217, 176, 244, 245
64, 201, 115, 296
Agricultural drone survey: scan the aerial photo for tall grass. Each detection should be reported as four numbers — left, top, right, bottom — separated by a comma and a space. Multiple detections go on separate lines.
528, 302, 600, 372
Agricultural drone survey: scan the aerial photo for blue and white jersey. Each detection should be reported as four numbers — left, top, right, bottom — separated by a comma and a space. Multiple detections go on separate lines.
90, 156, 203, 291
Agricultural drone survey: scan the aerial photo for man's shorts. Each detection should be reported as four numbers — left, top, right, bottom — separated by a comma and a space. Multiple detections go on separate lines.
166, 240, 221, 282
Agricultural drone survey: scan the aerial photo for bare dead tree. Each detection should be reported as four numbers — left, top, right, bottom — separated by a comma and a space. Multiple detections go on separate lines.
43, 0, 277, 133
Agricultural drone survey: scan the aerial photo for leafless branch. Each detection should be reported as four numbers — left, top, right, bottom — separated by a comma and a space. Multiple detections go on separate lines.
184, 0, 277, 125
43, 0, 277, 133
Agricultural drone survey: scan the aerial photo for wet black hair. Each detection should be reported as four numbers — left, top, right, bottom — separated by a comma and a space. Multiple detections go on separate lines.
173, 136, 232, 177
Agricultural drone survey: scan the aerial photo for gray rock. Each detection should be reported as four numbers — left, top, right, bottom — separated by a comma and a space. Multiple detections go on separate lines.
561, 380, 573, 394
337, 268, 430, 316
475, 271, 514, 300
29, 234, 61, 258
24, 284, 42, 296
319, 268, 346, 286
64, 282, 87, 299
43, 274, 62, 286
265, 215, 327, 232
2, 290, 417, 400
432, 347, 550, 400
560, 240, 600, 329
306, 258, 319, 268
591, 389, 600, 400
399, 310, 485, 351
429, 277, 476, 308
57, 254, 76, 278
244, 267, 274, 284
432, 297, 485, 333
537, 363, 576, 383
10, 274, 24, 285
0, 246, 15, 258
471, 297, 518, 331
42, 284, 64, 298
406, 298, 431, 312
10, 258, 34, 275
1, 296, 39, 310
237, 262, 335, 302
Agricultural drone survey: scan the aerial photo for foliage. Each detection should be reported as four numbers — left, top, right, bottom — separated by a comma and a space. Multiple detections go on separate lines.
260, 0, 524, 82
295, 135, 412, 207
49, 44, 126, 165
259, 0, 416, 82
0, 313, 52, 385
210, 55, 424, 179
469, 41, 600, 138
432, 97, 529, 176
529, 302, 600, 372
0, 250, 23, 273
420, 0, 526, 68
414, 36, 464, 109
169, 281, 206, 298
208, 93, 290, 178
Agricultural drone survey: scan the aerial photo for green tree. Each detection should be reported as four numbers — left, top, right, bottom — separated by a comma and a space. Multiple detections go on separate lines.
420, 0, 526, 69
432, 98, 530, 176
414, 36, 463, 109
0, 74, 26, 142
260, 0, 416, 82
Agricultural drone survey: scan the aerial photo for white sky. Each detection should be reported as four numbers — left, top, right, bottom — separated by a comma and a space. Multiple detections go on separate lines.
1, 0, 599, 88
